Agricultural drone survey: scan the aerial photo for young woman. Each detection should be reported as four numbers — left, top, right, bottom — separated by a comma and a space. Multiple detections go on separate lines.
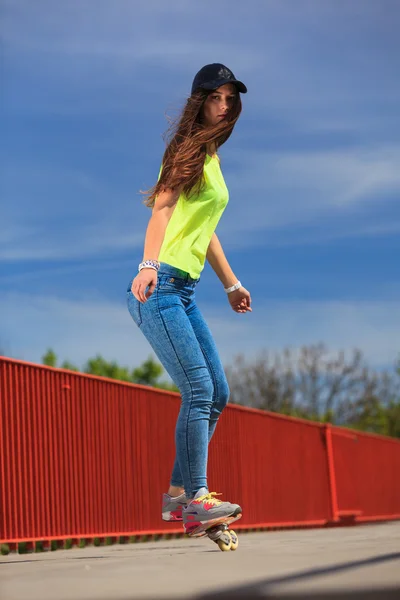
127, 63, 252, 536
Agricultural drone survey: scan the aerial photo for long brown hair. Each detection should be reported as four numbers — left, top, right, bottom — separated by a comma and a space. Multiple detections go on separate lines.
142, 88, 242, 207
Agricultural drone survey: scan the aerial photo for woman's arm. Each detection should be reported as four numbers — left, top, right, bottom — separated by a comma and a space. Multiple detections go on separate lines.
132, 188, 180, 303
207, 233, 252, 313
206, 232, 239, 288
142, 190, 179, 261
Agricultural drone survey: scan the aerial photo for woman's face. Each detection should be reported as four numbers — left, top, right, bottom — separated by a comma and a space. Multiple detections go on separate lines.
202, 83, 237, 127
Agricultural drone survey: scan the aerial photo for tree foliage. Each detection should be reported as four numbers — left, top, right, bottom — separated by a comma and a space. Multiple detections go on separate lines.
225, 344, 400, 437
40, 349, 178, 391
42, 349, 57, 367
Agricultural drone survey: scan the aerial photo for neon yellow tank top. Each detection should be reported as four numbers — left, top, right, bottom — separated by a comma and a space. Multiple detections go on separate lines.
157, 154, 229, 279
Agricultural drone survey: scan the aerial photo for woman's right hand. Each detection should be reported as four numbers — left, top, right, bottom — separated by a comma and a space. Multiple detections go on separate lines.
131, 268, 158, 303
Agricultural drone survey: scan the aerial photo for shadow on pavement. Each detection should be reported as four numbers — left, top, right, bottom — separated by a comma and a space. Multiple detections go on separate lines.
196, 591, 400, 600
195, 552, 400, 599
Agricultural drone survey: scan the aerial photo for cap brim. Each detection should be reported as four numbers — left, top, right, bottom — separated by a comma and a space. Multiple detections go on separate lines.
201, 78, 247, 94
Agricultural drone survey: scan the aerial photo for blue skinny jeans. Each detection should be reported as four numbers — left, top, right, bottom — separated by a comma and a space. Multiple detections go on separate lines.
127, 263, 230, 498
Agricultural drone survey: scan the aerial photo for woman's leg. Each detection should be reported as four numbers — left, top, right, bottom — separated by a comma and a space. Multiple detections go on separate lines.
168, 298, 230, 489
128, 289, 214, 498
186, 298, 230, 440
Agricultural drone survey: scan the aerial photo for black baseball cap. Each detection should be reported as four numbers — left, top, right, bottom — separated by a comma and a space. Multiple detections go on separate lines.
191, 63, 247, 95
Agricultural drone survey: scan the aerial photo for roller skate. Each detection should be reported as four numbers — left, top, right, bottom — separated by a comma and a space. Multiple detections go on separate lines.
205, 522, 240, 551
182, 488, 242, 551
162, 492, 187, 521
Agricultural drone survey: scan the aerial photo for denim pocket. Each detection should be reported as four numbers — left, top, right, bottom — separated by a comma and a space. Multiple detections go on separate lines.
157, 274, 186, 290
127, 291, 142, 327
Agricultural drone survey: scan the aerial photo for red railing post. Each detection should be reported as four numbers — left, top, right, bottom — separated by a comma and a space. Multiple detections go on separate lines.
324, 423, 339, 522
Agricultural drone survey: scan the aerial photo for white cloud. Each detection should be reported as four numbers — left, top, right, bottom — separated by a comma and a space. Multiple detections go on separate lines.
0, 257, 135, 285
286, 147, 400, 206
1, 291, 399, 372
0, 202, 145, 261
212, 299, 400, 368
2, 0, 262, 80
1, 1, 266, 120
1, 0, 397, 149
1, 292, 147, 369
5, 0, 396, 116
246, 220, 400, 250
0, 222, 144, 261
218, 145, 400, 241
0, 164, 147, 261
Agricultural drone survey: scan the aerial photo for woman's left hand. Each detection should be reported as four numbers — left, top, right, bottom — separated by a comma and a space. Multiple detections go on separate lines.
227, 287, 252, 313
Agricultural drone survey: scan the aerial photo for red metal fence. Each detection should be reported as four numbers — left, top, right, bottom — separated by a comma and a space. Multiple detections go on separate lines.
1, 356, 400, 547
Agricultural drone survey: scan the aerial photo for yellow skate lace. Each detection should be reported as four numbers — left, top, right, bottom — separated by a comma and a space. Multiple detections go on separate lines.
195, 492, 223, 505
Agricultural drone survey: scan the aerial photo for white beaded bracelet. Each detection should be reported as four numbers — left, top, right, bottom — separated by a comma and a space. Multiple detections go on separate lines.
139, 264, 158, 272
138, 259, 160, 272
224, 281, 242, 294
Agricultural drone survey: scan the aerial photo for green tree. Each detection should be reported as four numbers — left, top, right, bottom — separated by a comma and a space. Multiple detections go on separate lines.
84, 355, 133, 382
42, 350, 79, 372
387, 358, 400, 436
385, 400, 400, 438
350, 396, 388, 436
60, 360, 80, 372
226, 346, 400, 438
41, 349, 176, 390
131, 356, 163, 385
131, 355, 178, 391
42, 349, 57, 367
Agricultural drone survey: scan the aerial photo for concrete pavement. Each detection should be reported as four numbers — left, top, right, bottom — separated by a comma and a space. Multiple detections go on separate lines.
1, 522, 400, 599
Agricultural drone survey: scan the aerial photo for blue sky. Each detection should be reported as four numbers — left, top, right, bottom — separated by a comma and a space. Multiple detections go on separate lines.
1, 0, 400, 373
